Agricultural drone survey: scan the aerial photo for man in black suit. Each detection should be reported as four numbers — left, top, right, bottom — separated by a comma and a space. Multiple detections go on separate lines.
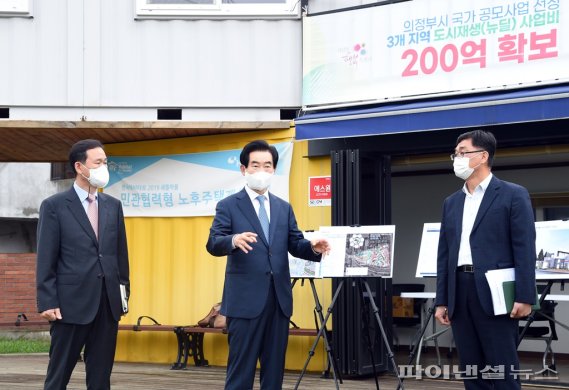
37, 139, 130, 390
206, 140, 330, 390
435, 130, 536, 389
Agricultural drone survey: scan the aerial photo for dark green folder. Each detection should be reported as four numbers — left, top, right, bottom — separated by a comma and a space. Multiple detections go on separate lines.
503, 281, 541, 314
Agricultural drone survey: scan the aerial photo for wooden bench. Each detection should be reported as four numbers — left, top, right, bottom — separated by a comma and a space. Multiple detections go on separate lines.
118, 316, 318, 370
0, 313, 50, 331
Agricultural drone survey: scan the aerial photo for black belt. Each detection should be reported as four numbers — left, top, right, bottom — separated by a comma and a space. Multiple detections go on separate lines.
457, 264, 475, 273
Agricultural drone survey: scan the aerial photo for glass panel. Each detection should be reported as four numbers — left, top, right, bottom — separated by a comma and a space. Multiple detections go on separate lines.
544, 207, 569, 221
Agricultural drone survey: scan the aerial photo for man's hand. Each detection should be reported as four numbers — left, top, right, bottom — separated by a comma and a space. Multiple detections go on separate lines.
310, 238, 331, 255
510, 302, 532, 318
233, 232, 258, 253
435, 306, 450, 326
41, 308, 62, 322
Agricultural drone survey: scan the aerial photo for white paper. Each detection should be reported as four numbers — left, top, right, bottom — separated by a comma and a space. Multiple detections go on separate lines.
319, 230, 347, 277
485, 268, 515, 315
120, 284, 129, 314
415, 223, 441, 278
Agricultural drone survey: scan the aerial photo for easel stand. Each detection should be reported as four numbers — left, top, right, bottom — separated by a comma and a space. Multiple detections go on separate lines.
396, 300, 450, 390
295, 278, 404, 390
292, 278, 342, 390
360, 279, 404, 390
518, 279, 569, 345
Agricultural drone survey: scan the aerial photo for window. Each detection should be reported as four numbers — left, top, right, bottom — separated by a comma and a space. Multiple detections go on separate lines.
532, 192, 569, 221
135, 0, 300, 19
51, 162, 75, 181
0, 0, 32, 16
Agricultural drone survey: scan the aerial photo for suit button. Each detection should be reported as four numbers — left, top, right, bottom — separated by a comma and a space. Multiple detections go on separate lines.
99, 254, 103, 258
97, 274, 105, 279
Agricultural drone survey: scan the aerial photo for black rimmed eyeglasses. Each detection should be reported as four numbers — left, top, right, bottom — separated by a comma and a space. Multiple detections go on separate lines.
450, 150, 485, 161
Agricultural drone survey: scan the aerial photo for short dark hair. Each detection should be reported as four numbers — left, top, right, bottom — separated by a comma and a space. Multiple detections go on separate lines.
240, 140, 279, 169
69, 139, 104, 171
456, 130, 496, 167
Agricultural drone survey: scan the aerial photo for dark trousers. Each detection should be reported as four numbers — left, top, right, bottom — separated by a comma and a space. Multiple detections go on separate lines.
44, 282, 118, 390
225, 280, 290, 390
451, 271, 521, 390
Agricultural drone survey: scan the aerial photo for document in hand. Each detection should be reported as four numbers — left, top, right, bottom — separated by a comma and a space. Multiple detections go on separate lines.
485, 268, 540, 315
120, 284, 129, 314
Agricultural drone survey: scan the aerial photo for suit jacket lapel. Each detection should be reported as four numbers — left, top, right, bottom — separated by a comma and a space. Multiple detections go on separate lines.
97, 193, 108, 245
236, 188, 269, 247
454, 191, 465, 241
472, 176, 500, 234
268, 193, 280, 245
65, 188, 98, 246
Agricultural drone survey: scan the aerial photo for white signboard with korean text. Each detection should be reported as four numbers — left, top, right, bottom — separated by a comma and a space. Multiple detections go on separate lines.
104, 142, 293, 217
303, 0, 568, 108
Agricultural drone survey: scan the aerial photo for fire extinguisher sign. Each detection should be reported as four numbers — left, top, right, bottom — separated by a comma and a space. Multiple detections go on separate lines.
308, 176, 331, 207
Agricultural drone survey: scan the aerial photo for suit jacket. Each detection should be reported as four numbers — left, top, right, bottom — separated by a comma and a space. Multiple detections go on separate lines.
206, 188, 321, 319
36, 187, 130, 324
435, 175, 536, 317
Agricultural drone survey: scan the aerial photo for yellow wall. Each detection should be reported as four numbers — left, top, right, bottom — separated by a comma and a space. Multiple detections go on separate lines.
107, 129, 332, 371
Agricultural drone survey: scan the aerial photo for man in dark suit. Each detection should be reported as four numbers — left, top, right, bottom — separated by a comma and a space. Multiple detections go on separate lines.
36, 139, 130, 390
206, 140, 330, 390
435, 130, 536, 389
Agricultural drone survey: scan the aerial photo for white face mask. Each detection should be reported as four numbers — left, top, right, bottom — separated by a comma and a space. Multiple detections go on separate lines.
453, 157, 474, 181
81, 163, 110, 189
245, 171, 273, 191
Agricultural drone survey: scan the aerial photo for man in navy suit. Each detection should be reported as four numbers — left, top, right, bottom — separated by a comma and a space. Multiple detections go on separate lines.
435, 130, 536, 389
37, 139, 130, 390
206, 140, 330, 390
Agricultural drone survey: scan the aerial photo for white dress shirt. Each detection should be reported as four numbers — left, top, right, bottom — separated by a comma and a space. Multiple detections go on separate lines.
73, 182, 98, 214
457, 173, 493, 267
232, 186, 271, 248
244, 185, 271, 222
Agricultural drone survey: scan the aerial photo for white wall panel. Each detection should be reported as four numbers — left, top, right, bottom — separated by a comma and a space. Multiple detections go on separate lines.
7, 106, 282, 121
308, 0, 385, 14
0, 0, 301, 109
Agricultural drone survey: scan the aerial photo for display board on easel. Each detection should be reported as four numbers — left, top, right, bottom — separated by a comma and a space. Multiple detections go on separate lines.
415, 223, 440, 278
535, 219, 569, 277
289, 225, 396, 278
291, 225, 401, 389
414, 220, 569, 279
289, 231, 323, 278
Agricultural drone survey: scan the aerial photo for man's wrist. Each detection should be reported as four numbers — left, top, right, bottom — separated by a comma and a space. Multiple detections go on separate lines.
310, 242, 320, 255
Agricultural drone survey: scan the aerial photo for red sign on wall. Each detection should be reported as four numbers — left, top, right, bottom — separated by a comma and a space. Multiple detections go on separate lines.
309, 176, 331, 207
